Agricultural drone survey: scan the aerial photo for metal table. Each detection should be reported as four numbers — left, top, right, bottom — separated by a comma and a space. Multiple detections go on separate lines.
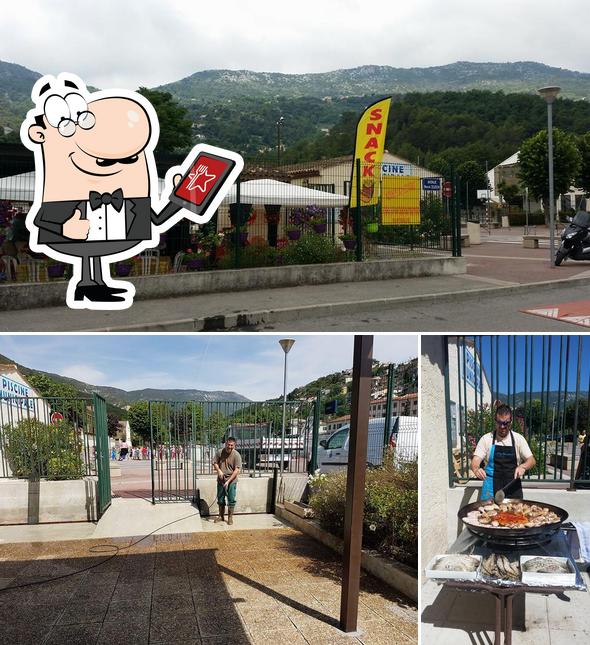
433, 529, 587, 645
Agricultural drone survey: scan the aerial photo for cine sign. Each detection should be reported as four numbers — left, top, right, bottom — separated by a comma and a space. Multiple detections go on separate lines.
382, 163, 412, 176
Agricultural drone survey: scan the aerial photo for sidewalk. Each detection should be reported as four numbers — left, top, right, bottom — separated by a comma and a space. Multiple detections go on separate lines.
0, 499, 417, 645
1, 231, 589, 331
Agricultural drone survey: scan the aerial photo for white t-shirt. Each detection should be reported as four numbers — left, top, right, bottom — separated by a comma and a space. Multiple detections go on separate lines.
473, 431, 533, 465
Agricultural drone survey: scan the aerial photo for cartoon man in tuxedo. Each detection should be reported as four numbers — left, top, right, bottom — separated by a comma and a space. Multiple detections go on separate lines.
21, 73, 242, 310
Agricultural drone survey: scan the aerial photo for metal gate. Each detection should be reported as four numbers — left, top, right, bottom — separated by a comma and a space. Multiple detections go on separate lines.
93, 393, 112, 515
149, 399, 316, 503
446, 335, 590, 488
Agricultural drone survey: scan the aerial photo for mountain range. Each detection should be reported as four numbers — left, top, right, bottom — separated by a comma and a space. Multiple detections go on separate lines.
1, 59, 590, 135
0, 353, 250, 411
157, 62, 590, 102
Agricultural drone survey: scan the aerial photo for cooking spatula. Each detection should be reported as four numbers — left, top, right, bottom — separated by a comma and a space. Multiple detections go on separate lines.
494, 478, 520, 504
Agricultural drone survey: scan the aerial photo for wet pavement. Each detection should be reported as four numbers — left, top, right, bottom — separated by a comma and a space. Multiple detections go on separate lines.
0, 527, 417, 645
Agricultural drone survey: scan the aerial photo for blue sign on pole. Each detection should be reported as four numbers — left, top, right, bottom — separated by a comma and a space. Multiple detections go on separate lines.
422, 177, 442, 190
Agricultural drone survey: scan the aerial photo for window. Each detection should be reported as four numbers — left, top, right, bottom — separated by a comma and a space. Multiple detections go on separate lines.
327, 428, 349, 449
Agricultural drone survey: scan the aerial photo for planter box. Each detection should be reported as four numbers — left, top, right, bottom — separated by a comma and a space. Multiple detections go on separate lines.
284, 499, 314, 518
549, 454, 568, 469
0, 477, 99, 524
275, 502, 417, 601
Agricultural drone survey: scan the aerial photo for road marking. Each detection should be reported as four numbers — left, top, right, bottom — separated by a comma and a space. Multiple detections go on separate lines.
522, 300, 590, 328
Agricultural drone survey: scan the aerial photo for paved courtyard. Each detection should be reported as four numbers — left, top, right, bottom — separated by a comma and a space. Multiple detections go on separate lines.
0, 527, 417, 645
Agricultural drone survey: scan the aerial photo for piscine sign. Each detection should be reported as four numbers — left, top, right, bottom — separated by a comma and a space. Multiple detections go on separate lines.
0, 376, 34, 410
382, 163, 412, 176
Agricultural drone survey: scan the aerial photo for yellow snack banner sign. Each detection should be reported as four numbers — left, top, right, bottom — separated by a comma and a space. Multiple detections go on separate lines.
382, 176, 421, 225
350, 97, 391, 208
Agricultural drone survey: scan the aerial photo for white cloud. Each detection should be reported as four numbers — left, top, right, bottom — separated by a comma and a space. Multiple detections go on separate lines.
1, 0, 588, 89
60, 363, 107, 385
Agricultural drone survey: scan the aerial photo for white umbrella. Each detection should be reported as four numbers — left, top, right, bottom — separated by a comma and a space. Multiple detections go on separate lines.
222, 179, 348, 207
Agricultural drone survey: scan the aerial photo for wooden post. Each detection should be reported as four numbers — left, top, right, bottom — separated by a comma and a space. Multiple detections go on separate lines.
340, 335, 373, 633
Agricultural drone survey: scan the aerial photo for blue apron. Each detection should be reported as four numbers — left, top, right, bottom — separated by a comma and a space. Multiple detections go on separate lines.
481, 430, 523, 501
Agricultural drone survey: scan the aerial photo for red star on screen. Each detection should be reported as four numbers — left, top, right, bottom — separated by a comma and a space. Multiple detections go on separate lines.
186, 164, 216, 193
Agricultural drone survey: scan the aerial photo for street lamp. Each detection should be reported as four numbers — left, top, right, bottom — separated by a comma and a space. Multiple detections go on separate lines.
538, 85, 561, 267
276, 116, 285, 166
279, 338, 295, 475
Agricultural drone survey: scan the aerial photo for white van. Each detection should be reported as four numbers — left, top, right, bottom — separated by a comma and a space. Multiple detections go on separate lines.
317, 416, 417, 472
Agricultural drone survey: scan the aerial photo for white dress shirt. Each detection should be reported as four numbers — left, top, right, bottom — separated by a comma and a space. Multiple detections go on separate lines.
86, 201, 127, 241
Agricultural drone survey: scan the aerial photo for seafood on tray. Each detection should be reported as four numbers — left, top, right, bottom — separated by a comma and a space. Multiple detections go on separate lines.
480, 553, 521, 580
463, 501, 560, 529
431, 554, 480, 572
522, 557, 571, 574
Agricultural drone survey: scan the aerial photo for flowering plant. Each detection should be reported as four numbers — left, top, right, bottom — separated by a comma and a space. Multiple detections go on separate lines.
183, 247, 207, 260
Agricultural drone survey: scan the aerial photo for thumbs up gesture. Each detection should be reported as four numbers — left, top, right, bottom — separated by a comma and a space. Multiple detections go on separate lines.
63, 208, 90, 240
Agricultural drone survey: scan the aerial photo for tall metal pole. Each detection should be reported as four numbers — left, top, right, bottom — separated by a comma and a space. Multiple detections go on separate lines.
280, 351, 288, 474
538, 86, 560, 267
340, 335, 373, 633
547, 100, 556, 267
383, 363, 394, 449
279, 339, 295, 475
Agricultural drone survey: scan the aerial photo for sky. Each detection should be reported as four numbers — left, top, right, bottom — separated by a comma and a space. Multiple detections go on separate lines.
0, 334, 417, 401
472, 335, 590, 397
0, 1, 588, 89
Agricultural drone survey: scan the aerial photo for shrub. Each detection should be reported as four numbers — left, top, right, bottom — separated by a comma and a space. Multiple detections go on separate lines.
2, 418, 84, 480
283, 233, 345, 265
507, 211, 545, 226
308, 455, 418, 567
217, 244, 279, 269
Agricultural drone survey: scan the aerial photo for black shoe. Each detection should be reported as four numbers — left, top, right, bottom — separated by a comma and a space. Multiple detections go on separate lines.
74, 285, 127, 302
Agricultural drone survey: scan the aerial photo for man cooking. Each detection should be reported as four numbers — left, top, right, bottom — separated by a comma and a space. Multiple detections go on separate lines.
471, 404, 536, 501
212, 437, 242, 525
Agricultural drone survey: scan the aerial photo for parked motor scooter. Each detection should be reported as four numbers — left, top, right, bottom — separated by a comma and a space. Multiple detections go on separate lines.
555, 201, 590, 265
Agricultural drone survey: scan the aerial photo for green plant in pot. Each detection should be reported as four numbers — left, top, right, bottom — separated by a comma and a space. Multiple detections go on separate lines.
339, 232, 357, 250
45, 258, 67, 279
229, 203, 253, 228
183, 248, 208, 271
286, 225, 302, 241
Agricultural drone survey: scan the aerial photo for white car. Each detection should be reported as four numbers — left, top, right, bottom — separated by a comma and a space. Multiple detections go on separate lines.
317, 416, 417, 472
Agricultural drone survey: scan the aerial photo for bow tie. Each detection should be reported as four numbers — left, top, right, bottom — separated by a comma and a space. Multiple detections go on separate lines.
89, 188, 124, 211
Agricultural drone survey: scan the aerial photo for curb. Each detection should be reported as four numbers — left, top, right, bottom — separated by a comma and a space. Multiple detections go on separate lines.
86, 274, 588, 331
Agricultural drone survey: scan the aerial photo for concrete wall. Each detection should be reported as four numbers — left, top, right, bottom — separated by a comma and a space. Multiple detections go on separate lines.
0, 478, 98, 524
420, 336, 451, 581
196, 475, 274, 514
0, 256, 466, 311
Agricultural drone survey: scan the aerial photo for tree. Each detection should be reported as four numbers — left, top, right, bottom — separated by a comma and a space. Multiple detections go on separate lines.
27, 373, 78, 400
518, 129, 581, 221
127, 401, 150, 442
576, 132, 590, 196
107, 413, 121, 438
497, 180, 522, 206
137, 88, 193, 153
456, 160, 488, 211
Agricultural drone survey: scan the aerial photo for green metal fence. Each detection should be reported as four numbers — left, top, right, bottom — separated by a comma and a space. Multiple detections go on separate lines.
0, 144, 460, 284
446, 335, 590, 488
149, 399, 315, 503
93, 393, 111, 516
0, 396, 97, 480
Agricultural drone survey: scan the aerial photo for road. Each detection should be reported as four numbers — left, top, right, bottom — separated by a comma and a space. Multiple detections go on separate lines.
244, 281, 588, 332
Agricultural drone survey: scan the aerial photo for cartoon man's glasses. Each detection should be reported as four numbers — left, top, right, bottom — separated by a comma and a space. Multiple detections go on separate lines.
57, 111, 96, 137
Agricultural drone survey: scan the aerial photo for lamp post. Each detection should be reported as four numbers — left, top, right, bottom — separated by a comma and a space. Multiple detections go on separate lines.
538, 86, 561, 267
276, 116, 285, 166
279, 338, 295, 475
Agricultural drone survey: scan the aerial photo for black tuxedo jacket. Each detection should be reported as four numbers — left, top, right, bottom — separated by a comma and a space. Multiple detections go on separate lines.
33, 197, 168, 244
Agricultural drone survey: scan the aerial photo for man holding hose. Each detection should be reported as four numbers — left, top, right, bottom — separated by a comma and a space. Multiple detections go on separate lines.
212, 437, 242, 525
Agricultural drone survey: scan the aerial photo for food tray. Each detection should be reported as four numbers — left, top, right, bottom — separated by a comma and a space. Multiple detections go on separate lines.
425, 554, 482, 581
520, 556, 576, 586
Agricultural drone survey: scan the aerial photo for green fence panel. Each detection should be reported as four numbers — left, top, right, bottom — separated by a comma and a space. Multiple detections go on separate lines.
93, 393, 111, 516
